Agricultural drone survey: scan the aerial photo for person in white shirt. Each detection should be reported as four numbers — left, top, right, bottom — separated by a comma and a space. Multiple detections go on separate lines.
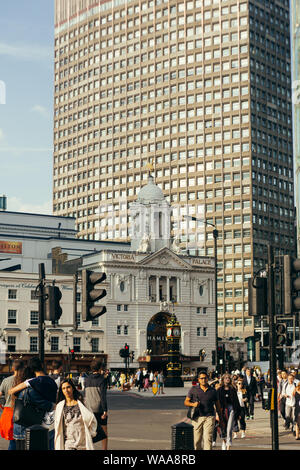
233, 378, 247, 439
283, 374, 296, 432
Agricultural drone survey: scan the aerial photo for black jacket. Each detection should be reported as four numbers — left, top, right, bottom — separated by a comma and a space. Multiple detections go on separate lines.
243, 376, 258, 396
217, 386, 241, 420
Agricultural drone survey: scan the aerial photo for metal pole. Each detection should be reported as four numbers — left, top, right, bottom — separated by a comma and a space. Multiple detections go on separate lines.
38, 263, 46, 364
268, 245, 279, 450
213, 229, 218, 374
73, 272, 78, 331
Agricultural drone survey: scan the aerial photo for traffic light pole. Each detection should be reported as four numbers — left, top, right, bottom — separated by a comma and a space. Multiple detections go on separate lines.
38, 263, 46, 364
268, 245, 279, 450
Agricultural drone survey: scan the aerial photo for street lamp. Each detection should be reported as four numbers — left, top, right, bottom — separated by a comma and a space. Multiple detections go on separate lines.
185, 215, 219, 371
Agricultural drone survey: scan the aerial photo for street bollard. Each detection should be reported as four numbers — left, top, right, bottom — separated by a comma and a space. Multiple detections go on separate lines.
25, 425, 49, 450
171, 421, 194, 450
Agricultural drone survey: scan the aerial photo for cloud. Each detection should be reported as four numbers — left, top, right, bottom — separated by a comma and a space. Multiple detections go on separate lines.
7, 197, 52, 215
0, 129, 4, 142
0, 42, 52, 62
31, 105, 50, 118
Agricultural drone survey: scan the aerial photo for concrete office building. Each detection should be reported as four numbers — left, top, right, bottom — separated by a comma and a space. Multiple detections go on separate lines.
53, 0, 295, 354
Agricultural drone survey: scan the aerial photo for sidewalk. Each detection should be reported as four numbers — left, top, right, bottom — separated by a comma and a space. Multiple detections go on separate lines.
109, 381, 192, 398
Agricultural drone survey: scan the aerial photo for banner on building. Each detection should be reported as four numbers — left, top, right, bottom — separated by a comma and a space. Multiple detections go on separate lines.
0, 241, 22, 254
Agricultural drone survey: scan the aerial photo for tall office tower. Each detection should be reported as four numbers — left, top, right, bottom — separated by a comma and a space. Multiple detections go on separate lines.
291, 0, 300, 254
53, 0, 295, 345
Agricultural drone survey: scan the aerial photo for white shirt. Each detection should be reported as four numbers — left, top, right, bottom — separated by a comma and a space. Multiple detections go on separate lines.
237, 391, 245, 408
285, 383, 296, 407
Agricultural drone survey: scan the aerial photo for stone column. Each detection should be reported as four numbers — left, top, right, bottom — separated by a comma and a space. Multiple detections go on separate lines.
156, 276, 160, 302
166, 276, 170, 302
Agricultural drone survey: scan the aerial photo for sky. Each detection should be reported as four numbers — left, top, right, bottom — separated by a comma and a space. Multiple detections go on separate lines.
0, 0, 54, 214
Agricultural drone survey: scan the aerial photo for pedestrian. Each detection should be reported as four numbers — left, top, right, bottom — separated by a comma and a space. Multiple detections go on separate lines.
84, 360, 108, 450
149, 371, 154, 387
144, 371, 150, 391
158, 370, 165, 395
278, 370, 288, 421
293, 382, 300, 440
8, 357, 57, 450
54, 379, 97, 450
255, 368, 265, 401
282, 373, 296, 432
243, 368, 259, 419
233, 378, 247, 439
184, 370, 224, 450
137, 368, 144, 392
48, 360, 63, 389
0, 359, 25, 450
212, 380, 220, 447
290, 370, 300, 385
78, 372, 87, 392
217, 373, 241, 450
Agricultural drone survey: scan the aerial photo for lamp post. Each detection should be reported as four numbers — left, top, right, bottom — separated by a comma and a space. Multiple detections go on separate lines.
185, 215, 219, 372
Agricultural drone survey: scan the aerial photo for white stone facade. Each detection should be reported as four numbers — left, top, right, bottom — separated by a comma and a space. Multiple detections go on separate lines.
81, 247, 215, 371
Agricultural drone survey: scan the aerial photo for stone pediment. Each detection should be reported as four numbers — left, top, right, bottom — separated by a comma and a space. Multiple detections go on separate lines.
137, 247, 192, 270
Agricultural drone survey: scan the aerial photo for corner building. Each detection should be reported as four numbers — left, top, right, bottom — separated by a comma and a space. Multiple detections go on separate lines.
53, 0, 295, 353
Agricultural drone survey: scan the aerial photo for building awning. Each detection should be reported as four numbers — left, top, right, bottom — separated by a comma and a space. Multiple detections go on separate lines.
4, 328, 21, 332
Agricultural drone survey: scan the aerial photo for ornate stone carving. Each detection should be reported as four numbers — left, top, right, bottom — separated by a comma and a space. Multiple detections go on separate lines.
137, 233, 151, 253
171, 236, 182, 254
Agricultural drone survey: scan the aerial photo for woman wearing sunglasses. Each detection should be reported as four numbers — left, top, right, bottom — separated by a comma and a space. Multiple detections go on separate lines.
217, 374, 241, 450
233, 379, 247, 439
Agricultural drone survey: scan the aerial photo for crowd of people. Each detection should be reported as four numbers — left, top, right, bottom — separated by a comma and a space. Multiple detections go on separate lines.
277, 368, 300, 439
184, 365, 300, 451
110, 368, 165, 395
0, 358, 108, 451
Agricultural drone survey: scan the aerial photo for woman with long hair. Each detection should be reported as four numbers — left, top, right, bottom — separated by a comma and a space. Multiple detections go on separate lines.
217, 373, 241, 450
54, 379, 97, 450
233, 378, 247, 439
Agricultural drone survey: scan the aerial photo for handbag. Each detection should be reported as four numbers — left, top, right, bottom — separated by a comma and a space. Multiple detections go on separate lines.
187, 405, 199, 420
13, 389, 45, 427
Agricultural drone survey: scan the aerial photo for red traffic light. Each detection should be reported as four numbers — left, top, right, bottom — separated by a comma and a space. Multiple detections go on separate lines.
70, 349, 74, 354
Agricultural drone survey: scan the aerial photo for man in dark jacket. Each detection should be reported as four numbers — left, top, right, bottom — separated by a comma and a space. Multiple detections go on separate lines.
243, 368, 259, 419
84, 360, 108, 450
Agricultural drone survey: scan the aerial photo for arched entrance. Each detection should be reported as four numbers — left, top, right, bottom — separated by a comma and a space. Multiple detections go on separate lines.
147, 311, 171, 372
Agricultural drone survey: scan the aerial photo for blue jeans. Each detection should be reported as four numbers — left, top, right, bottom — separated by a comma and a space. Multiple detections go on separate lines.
48, 430, 55, 450
8, 440, 16, 451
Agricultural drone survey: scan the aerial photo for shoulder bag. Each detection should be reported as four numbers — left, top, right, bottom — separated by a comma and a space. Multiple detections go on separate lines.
13, 389, 45, 427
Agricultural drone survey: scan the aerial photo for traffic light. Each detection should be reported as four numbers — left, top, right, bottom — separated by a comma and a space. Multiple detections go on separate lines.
131, 351, 135, 361
44, 285, 62, 322
212, 350, 216, 365
217, 345, 224, 362
119, 348, 126, 358
248, 277, 268, 316
70, 348, 75, 360
282, 255, 300, 314
124, 343, 130, 357
276, 323, 287, 346
82, 270, 107, 322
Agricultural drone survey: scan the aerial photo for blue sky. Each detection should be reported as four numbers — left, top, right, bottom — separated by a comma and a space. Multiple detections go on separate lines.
0, 0, 54, 214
